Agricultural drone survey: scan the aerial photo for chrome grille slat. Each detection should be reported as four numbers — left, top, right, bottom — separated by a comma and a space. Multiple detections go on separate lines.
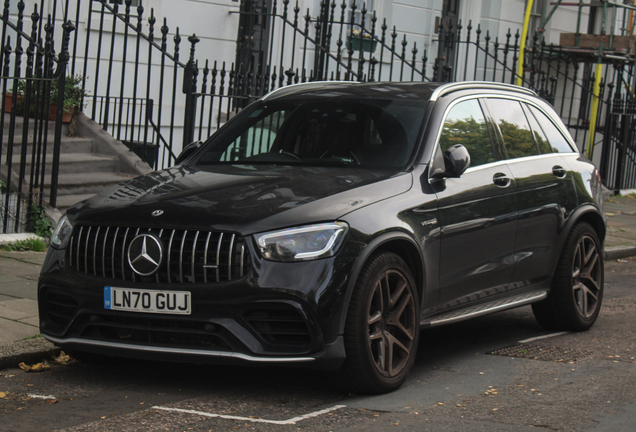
179, 230, 187, 283
240, 243, 245, 277
216, 233, 223, 283
76, 227, 83, 271
67, 226, 248, 285
122, 228, 130, 281
93, 227, 100, 276
167, 230, 175, 284
84, 227, 92, 274
111, 227, 120, 279
156, 229, 163, 284
228, 234, 235, 281
203, 232, 211, 284
191, 231, 200, 284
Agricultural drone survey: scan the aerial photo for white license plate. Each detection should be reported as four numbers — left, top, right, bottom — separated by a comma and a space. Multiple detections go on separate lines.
104, 287, 191, 315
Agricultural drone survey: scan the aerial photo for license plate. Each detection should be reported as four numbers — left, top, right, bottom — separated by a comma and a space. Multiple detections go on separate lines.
104, 287, 191, 315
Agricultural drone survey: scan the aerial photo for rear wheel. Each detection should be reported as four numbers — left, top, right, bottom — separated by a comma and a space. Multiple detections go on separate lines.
532, 222, 604, 331
335, 252, 419, 394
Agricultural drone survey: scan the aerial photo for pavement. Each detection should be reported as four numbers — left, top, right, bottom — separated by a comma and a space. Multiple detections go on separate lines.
1, 195, 636, 371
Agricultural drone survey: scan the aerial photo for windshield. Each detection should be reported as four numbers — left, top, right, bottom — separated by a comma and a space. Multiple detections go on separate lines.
195, 98, 427, 169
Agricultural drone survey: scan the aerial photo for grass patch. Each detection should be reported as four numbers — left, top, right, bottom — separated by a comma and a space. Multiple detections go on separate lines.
608, 192, 636, 201
0, 237, 47, 252
22, 334, 41, 340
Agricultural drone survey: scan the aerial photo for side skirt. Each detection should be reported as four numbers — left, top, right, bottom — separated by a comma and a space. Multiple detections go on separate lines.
421, 291, 548, 327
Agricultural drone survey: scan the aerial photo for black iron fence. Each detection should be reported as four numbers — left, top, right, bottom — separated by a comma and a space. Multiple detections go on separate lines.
0, 1, 73, 233
2, 0, 636, 234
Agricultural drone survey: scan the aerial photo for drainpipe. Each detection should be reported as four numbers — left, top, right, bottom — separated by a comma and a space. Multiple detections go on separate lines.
517, 0, 534, 86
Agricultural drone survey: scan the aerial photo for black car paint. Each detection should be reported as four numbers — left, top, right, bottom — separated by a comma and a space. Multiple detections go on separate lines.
38, 82, 605, 371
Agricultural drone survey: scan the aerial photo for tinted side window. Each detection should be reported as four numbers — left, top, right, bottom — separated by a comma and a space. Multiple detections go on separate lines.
522, 104, 552, 154
528, 105, 575, 153
439, 99, 495, 167
489, 99, 538, 159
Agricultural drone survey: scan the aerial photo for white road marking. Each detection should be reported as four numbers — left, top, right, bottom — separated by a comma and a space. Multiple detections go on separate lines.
27, 394, 57, 400
152, 404, 347, 425
518, 331, 569, 344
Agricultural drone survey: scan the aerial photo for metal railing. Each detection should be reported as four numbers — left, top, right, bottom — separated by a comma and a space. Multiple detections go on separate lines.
0, 1, 73, 233
2, 0, 636, 235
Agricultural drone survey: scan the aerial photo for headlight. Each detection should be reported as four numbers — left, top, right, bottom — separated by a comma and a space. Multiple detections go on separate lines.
255, 222, 348, 262
50, 215, 73, 249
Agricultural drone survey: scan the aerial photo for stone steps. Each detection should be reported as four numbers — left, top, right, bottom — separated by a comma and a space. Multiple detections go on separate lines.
2, 114, 146, 215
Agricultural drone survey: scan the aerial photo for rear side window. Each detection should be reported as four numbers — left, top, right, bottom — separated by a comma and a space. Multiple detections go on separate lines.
488, 99, 538, 159
527, 105, 575, 153
522, 104, 552, 154
439, 99, 495, 167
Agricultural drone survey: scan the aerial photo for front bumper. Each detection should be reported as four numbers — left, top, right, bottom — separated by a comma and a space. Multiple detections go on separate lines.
38, 244, 356, 370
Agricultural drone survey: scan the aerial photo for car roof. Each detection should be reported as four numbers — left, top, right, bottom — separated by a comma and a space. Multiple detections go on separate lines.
261, 81, 537, 102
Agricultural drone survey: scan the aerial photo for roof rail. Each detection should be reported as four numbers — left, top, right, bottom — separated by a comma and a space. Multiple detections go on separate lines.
261, 81, 359, 101
429, 81, 538, 102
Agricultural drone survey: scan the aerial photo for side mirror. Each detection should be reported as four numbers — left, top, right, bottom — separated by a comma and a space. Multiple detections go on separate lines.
431, 144, 471, 179
443, 144, 470, 178
175, 140, 203, 164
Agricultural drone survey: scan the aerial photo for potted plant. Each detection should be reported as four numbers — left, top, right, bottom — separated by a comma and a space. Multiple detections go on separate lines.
5, 75, 86, 123
347, 28, 378, 53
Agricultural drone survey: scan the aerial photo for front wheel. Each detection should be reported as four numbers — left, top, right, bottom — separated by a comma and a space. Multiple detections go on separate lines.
335, 252, 419, 394
532, 222, 604, 331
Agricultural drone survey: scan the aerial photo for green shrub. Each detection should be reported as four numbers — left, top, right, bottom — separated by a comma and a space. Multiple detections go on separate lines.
0, 237, 47, 252
27, 204, 53, 238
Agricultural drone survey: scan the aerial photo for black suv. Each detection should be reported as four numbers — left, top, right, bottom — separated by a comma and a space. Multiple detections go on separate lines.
40, 81, 605, 394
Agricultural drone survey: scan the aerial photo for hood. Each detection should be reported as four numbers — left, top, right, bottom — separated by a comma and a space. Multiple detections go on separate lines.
69, 164, 413, 234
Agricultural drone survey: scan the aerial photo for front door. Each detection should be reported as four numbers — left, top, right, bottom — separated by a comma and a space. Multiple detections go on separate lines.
434, 97, 517, 310
235, 0, 272, 102
435, 0, 461, 82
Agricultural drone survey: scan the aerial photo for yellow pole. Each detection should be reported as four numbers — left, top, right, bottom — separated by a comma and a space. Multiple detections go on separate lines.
517, 0, 535, 86
586, 63, 603, 160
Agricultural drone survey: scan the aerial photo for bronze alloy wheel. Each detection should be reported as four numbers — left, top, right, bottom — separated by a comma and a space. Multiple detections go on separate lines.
367, 269, 417, 377
335, 251, 420, 394
532, 222, 604, 331
571, 234, 602, 319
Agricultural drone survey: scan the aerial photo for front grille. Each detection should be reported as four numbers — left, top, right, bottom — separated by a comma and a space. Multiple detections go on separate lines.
44, 291, 79, 327
68, 226, 249, 284
79, 314, 238, 351
244, 305, 311, 346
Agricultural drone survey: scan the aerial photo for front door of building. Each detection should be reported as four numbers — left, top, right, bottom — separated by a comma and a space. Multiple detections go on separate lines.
435, 0, 461, 82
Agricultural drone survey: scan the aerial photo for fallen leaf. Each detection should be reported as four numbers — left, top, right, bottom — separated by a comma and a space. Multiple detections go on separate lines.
18, 362, 50, 373
0, 392, 7, 398
48, 400, 58, 404
51, 352, 72, 364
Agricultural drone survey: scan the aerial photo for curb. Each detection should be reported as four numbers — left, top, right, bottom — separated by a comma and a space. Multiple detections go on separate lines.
0, 337, 61, 371
604, 245, 636, 261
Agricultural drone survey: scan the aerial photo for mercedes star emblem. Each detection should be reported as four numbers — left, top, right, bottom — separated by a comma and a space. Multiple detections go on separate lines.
151, 209, 164, 217
127, 234, 163, 276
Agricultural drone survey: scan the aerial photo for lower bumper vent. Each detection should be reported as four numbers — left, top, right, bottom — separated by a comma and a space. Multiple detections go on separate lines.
78, 314, 238, 351
244, 305, 311, 346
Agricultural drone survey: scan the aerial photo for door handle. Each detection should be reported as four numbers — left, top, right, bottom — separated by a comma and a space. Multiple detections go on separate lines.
493, 172, 511, 188
552, 165, 567, 178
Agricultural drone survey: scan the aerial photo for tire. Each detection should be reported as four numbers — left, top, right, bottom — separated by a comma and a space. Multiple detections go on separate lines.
532, 222, 604, 331
335, 251, 420, 394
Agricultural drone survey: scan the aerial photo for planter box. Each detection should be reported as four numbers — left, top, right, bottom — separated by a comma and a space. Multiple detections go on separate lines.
4, 93, 71, 122
347, 36, 377, 53
122, 140, 159, 168
559, 33, 636, 55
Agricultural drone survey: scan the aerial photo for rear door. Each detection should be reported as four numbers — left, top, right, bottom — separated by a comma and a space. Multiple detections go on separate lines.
484, 98, 578, 287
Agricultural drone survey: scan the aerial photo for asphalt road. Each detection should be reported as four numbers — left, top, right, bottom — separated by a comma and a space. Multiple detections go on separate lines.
1, 258, 635, 432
